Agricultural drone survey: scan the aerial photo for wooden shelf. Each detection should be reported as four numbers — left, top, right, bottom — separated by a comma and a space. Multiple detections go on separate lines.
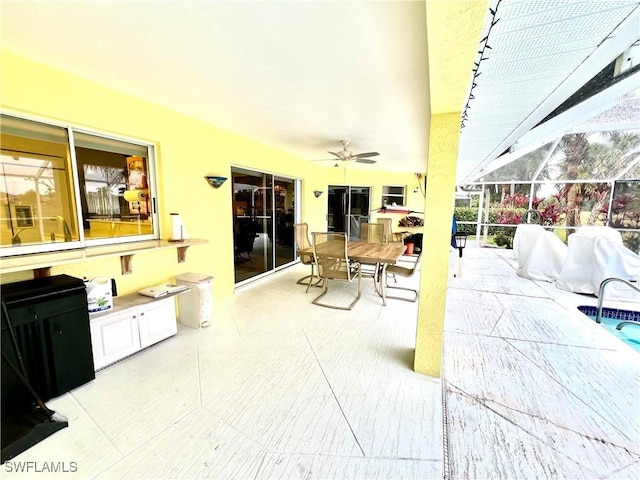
0, 238, 208, 276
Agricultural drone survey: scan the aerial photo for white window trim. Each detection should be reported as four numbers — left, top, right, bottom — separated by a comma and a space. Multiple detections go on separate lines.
0, 111, 160, 257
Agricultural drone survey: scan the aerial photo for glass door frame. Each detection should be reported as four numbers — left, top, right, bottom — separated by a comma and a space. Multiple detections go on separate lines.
231, 166, 300, 287
327, 185, 371, 241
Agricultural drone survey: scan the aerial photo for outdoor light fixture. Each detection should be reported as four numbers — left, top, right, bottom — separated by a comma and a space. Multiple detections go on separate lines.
205, 176, 227, 189
314, 190, 323, 198
454, 233, 468, 254
453, 233, 468, 278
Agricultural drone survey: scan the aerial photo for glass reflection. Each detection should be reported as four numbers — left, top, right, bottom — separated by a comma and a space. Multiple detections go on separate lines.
0, 116, 78, 248
75, 133, 153, 239
232, 168, 297, 284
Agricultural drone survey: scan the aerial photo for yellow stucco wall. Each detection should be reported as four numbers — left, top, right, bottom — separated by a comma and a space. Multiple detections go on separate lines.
414, 113, 462, 375
415, 0, 488, 377
0, 49, 420, 300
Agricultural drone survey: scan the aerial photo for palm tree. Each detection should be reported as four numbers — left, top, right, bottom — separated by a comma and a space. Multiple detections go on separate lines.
559, 133, 589, 234
482, 142, 553, 203
558, 130, 640, 233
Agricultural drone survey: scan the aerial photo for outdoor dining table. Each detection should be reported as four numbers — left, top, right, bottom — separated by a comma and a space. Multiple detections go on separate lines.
299, 240, 407, 306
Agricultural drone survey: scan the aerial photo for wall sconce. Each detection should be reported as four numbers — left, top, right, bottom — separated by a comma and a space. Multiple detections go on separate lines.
314, 190, 323, 198
205, 175, 227, 189
453, 233, 468, 278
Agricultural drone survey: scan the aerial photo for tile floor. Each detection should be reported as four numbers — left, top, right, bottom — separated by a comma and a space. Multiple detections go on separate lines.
444, 247, 639, 480
3, 246, 639, 479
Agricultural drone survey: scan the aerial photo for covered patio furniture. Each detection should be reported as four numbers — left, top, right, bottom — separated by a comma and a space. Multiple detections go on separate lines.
513, 224, 568, 282
556, 226, 639, 297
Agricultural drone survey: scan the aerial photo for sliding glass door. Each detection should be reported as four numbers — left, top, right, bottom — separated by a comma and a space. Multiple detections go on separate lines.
273, 177, 296, 267
327, 185, 370, 241
231, 167, 297, 284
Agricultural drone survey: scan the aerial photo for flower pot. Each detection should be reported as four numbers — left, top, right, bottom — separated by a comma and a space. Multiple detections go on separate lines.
405, 242, 415, 255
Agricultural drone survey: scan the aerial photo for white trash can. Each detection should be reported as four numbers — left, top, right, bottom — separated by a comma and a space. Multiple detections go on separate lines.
175, 273, 213, 328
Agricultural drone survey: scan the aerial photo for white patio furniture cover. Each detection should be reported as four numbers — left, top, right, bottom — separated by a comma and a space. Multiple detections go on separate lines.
513, 224, 544, 263
556, 227, 639, 297
514, 224, 568, 282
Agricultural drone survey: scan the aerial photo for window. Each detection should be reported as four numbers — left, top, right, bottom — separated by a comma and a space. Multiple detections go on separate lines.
74, 132, 153, 240
381, 185, 405, 207
0, 114, 157, 256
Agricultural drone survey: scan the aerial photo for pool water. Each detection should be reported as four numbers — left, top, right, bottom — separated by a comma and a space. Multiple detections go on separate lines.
578, 305, 640, 353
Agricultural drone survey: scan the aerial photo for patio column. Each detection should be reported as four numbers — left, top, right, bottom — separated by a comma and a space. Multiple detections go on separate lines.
414, 0, 488, 377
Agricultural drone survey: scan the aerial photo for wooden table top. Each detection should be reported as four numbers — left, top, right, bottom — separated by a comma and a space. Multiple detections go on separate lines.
300, 241, 406, 264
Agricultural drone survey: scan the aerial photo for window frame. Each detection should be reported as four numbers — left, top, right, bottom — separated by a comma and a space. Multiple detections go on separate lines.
381, 185, 406, 207
0, 111, 159, 257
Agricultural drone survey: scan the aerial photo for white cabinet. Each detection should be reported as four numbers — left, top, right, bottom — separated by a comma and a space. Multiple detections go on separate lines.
138, 298, 178, 348
89, 294, 178, 370
90, 310, 141, 370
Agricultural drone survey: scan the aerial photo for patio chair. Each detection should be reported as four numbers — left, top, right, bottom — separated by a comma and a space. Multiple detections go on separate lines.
294, 222, 319, 292
360, 222, 387, 244
235, 219, 259, 263
312, 232, 362, 310
384, 251, 421, 302
360, 222, 387, 277
377, 218, 395, 243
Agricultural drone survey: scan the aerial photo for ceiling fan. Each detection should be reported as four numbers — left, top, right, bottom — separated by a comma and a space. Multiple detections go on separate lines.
313, 139, 379, 165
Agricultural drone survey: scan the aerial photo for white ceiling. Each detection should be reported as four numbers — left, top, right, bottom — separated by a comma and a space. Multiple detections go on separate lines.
1, 1, 639, 183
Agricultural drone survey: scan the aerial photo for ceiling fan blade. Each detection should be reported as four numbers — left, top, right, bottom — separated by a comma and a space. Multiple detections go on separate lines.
328, 151, 346, 159
355, 158, 377, 164
310, 158, 335, 162
353, 152, 380, 158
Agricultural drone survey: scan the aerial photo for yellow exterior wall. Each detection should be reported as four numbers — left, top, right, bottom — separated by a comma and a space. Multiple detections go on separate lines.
414, 113, 462, 375
415, 0, 488, 377
0, 49, 419, 300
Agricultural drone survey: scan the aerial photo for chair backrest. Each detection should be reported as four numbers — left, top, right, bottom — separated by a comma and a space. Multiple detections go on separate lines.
294, 223, 311, 250
294, 223, 313, 264
360, 223, 386, 244
377, 218, 393, 242
312, 232, 354, 281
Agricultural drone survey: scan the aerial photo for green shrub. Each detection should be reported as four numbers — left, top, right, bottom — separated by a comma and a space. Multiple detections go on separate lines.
453, 207, 477, 235
494, 228, 515, 248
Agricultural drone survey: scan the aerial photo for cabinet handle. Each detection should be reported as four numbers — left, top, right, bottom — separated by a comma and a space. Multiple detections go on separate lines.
140, 312, 145, 316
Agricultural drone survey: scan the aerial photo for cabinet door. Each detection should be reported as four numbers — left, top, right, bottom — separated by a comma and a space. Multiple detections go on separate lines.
90, 311, 141, 370
46, 307, 95, 396
138, 298, 177, 348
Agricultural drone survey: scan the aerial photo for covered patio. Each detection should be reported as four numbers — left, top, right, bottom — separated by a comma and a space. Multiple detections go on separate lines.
5, 245, 637, 479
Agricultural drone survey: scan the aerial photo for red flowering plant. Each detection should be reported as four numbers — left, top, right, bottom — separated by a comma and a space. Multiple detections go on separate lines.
535, 194, 566, 226
496, 209, 522, 224
609, 193, 638, 227
502, 193, 529, 209
491, 193, 530, 248
531, 196, 544, 209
